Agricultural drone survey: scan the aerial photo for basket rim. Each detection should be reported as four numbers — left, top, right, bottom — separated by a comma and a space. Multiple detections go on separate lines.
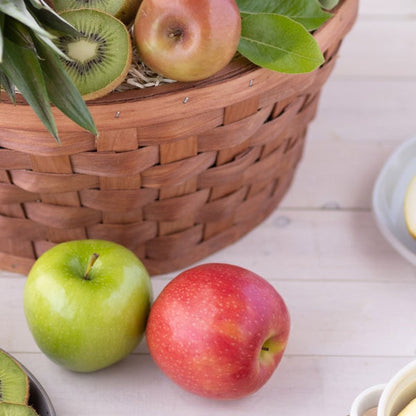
93, 0, 358, 105
0, 0, 358, 132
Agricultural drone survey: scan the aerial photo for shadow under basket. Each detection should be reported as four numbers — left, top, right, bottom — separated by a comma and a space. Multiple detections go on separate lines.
0, 0, 358, 276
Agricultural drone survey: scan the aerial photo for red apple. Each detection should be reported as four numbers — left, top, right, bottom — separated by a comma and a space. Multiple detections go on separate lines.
133, 0, 241, 82
146, 263, 290, 399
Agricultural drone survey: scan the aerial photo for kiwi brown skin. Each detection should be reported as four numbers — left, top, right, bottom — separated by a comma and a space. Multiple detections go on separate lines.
0, 402, 39, 415
115, 0, 143, 25
52, 0, 143, 25
57, 9, 133, 101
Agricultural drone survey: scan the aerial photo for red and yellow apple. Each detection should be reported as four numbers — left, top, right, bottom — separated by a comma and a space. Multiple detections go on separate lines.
146, 263, 290, 399
133, 0, 241, 82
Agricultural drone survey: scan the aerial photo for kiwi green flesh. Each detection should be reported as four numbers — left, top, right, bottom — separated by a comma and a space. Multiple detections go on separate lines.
57, 9, 131, 99
53, 0, 140, 24
0, 402, 39, 416
0, 351, 29, 405
53, 0, 123, 16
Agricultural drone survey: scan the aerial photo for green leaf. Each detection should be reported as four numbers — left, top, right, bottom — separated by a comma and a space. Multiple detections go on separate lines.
236, 0, 332, 31
33, 35, 97, 136
1, 2, 71, 60
3, 16, 36, 49
26, 0, 80, 37
0, 13, 4, 62
1, 36, 60, 142
29, 27, 69, 59
0, 69, 15, 103
0, 0, 54, 39
318, 0, 340, 10
238, 14, 324, 74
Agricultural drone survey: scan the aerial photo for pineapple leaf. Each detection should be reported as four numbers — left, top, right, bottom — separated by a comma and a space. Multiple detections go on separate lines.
29, 26, 69, 59
0, 0, 54, 40
0, 13, 3, 62
3, 16, 36, 50
1, 36, 60, 142
2, 2, 70, 60
0, 69, 15, 103
33, 35, 98, 136
26, 0, 80, 37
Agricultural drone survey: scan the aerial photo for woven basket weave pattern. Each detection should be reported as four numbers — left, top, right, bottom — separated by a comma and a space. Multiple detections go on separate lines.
0, 0, 358, 275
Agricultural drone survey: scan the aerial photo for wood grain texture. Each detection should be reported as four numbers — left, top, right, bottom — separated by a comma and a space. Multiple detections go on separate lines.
0, 2, 357, 275
1, 0, 415, 415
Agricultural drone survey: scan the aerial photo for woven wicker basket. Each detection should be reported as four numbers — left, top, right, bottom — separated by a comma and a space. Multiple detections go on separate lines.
0, 0, 358, 276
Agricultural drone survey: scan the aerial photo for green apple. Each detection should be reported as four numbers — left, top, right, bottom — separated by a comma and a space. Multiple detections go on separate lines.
23, 239, 152, 372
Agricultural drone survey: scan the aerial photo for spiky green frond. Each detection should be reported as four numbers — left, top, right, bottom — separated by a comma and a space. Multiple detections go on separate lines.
0, 0, 97, 142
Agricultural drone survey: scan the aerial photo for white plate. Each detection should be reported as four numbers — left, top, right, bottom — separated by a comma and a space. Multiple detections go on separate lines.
372, 136, 416, 265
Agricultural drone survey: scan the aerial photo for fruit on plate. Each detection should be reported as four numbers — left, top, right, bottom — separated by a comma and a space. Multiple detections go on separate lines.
133, 0, 241, 82
55, 8, 132, 100
23, 240, 152, 373
52, 0, 142, 25
0, 402, 39, 416
398, 398, 416, 416
404, 174, 416, 238
0, 349, 29, 404
146, 263, 290, 399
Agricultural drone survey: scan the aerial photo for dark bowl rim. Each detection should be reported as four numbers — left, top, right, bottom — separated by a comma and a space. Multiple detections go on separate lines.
0, 348, 56, 416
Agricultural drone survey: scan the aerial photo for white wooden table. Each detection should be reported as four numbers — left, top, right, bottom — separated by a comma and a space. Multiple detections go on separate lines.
1, 1, 416, 415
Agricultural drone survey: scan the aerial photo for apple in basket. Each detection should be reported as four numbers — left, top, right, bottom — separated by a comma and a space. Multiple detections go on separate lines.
23, 240, 152, 372
146, 263, 290, 399
133, 0, 241, 81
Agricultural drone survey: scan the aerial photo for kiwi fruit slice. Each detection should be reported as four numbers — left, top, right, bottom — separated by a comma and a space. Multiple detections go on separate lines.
52, 0, 142, 25
0, 402, 39, 416
0, 350, 29, 405
56, 8, 132, 100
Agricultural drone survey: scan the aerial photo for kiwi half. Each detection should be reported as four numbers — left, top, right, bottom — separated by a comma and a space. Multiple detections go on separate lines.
52, 0, 142, 25
56, 8, 132, 101
0, 402, 39, 416
0, 350, 29, 405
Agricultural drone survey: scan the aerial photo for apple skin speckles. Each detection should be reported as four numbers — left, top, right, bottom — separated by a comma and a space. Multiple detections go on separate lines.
146, 263, 290, 399
133, 0, 241, 82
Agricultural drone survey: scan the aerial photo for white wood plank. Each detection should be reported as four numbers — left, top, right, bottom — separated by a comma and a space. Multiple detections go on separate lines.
281, 280, 416, 357
137, 279, 416, 358
280, 78, 416, 209
309, 79, 416, 143
178, 210, 415, 283
333, 19, 416, 78
4, 215, 416, 357
358, 0, 416, 16
11, 352, 416, 416
148, 277, 416, 358
5, 211, 413, 287
281, 136, 396, 209
0, 6, 414, 415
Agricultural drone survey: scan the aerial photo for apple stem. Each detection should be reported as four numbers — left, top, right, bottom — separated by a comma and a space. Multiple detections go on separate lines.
262, 346, 269, 352
168, 29, 183, 39
84, 253, 99, 280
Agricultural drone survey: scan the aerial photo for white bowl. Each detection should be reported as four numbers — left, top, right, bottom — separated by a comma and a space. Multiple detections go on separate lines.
372, 136, 416, 265
350, 360, 416, 416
